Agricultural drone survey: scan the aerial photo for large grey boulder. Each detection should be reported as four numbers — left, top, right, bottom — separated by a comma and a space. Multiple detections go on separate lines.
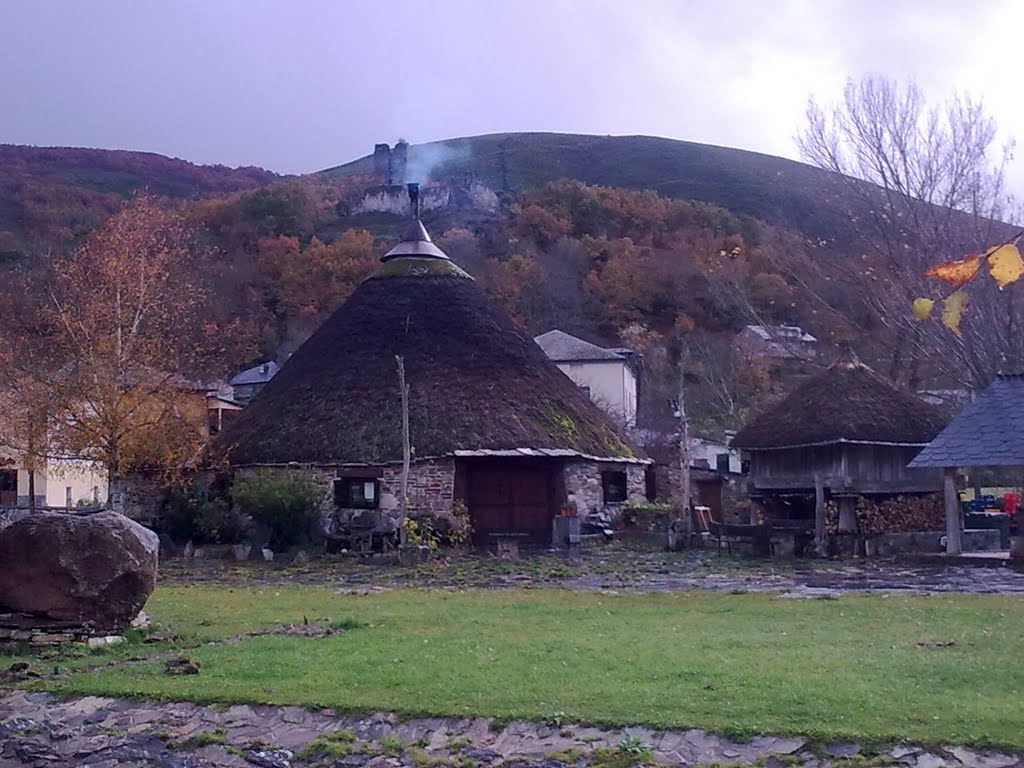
0, 510, 159, 631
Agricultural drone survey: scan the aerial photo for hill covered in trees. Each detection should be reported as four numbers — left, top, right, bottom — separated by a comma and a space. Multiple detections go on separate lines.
0, 132, 995, 434
0, 144, 278, 260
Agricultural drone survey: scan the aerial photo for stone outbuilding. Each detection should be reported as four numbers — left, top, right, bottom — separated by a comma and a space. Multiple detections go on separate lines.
214, 187, 647, 544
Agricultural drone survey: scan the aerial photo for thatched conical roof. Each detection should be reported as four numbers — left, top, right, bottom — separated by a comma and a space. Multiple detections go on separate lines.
216, 214, 640, 466
731, 357, 947, 450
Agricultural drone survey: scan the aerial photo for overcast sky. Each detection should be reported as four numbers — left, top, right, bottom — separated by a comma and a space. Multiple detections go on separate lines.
2, 0, 1023, 193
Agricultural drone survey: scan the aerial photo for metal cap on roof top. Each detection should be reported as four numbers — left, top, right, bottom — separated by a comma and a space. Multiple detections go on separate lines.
381, 183, 451, 262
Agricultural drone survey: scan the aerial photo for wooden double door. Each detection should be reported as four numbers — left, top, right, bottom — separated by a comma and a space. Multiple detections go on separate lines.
463, 459, 562, 545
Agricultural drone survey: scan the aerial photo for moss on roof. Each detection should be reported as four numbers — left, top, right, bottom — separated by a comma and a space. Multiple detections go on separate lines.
370, 256, 472, 280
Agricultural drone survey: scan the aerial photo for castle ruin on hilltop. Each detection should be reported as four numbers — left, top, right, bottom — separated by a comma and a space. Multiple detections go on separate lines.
346, 141, 500, 216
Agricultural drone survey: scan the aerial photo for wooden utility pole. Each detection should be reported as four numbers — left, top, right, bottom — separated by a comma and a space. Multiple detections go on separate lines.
670, 373, 692, 549
396, 355, 411, 546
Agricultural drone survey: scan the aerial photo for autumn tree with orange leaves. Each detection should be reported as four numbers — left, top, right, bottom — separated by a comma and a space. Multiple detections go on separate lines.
3, 194, 250, 507
255, 229, 378, 347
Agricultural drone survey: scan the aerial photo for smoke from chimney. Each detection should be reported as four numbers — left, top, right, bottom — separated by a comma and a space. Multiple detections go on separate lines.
407, 182, 420, 219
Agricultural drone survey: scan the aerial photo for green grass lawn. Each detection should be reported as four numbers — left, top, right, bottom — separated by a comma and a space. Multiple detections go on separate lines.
31, 587, 1024, 750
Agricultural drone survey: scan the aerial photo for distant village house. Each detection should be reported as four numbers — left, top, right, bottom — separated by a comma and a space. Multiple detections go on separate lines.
229, 361, 279, 404
534, 330, 638, 429
734, 324, 818, 364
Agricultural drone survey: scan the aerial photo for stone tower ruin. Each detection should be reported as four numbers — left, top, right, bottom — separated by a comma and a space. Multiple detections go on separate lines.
372, 141, 409, 186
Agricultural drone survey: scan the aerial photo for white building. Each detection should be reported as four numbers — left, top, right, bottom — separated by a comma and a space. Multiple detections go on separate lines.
0, 454, 105, 509
534, 330, 638, 429
689, 433, 744, 475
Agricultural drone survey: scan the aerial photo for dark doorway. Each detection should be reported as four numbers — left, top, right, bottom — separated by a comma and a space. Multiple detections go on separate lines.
0, 469, 17, 506
694, 478, 724, 522
462, 459, 561, 545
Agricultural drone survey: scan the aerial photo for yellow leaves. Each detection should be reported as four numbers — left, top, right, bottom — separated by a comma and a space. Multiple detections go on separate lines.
912, 298, 934, 321
941, 289, 968, 336
918, 237, 1023, 335
924, 254, 981, 286
912, 293, 966, 333
985, 243, 1024, 289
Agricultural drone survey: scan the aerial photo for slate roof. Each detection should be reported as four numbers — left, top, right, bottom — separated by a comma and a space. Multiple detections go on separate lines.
230, 361, 280, 387
908, 374, 1024, 468
534, 330, 625, 362
742, 324, 817, 343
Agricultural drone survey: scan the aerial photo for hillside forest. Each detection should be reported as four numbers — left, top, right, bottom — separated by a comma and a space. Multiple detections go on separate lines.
1, 124, 1021, 446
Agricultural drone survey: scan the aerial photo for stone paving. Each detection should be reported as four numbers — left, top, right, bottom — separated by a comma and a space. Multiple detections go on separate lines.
157, 544, 1024, 596
1, 691, 1021, 768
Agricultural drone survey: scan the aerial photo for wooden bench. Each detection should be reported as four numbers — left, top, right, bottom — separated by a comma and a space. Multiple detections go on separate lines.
692, 507, 774, 555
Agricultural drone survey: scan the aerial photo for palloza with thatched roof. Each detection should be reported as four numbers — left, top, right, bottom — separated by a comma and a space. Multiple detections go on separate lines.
731, 356, 947, 545
215, 185, 647, 543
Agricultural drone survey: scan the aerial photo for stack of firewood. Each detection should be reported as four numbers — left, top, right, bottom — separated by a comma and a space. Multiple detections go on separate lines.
825, 494, 944, 534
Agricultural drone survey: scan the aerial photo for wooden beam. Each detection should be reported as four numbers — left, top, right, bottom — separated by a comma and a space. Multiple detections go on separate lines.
943, 466, 962, 555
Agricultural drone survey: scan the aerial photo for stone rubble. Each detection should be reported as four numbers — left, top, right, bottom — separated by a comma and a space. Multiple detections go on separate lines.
0, 692, 1019, 768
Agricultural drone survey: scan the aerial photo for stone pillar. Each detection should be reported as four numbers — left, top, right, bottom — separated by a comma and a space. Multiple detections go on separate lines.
837, 496, 857, 533
814, 473, 826, 556
944, 466, 962, 555
373, 144, 390, 179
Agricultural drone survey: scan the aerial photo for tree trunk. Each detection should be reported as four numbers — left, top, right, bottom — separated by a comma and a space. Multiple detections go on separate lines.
27, 469, 36, 514
944, 467, 962, 555
396, 356, 411, 547
106, 460, 119, 511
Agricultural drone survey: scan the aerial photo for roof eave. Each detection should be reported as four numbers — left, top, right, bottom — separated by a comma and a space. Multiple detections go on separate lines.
909, 455, 1024, 469
231, 449, 652, 468
735, 437, 932, 451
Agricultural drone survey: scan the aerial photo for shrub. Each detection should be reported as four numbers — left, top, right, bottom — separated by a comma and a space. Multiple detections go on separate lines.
619, 501, 673, 532
194, 497, 247, 544
401, 517, 439, 550
157, 490, 246, 545
232, 470, 321, 549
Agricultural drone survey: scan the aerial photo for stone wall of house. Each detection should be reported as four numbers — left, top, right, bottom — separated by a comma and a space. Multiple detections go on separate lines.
235, 460, 455, 530
564, 460, 646, 515
115, 472, 165, 524
380, 459, 455, 516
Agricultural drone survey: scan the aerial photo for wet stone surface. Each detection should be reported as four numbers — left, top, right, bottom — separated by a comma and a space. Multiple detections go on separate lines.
0, 691, 1021, 768
157, 544, 1024, 596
